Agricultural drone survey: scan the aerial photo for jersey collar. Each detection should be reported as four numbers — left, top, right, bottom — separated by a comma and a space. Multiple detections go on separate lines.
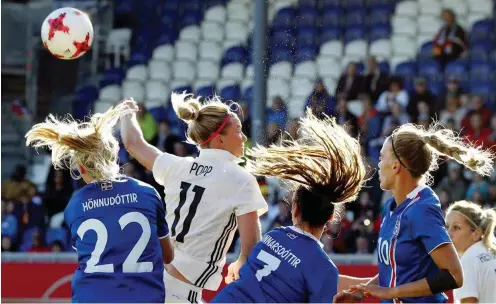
288, 226, 324, 248
198, 149, 241, 163
406, 184, 427, 199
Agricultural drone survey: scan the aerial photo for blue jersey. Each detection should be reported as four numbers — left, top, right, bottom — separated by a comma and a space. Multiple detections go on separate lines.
64, 178, 168, 303
212, 226, 338, 303
377, 185, 451, 303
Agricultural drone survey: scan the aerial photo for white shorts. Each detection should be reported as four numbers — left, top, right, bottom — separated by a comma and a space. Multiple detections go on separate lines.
164, 270, 203, 304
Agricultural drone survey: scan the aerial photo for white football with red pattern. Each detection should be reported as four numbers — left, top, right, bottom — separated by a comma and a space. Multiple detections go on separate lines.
41, 7, 94, 60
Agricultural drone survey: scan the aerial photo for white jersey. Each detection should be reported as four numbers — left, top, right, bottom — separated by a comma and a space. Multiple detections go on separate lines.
454, 241, 496, 303
152, 149, 268, 291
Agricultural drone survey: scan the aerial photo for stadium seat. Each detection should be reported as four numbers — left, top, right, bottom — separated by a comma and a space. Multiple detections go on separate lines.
395, 61, 417, 79
291, 77, 314, 98
470, 62, 493, 81
175, 41, 198, 62
443, 0, 469, 17
267, 78, 290, 101
445, 60, 468, 81
395, 1, 418, 17
297, 7, 318, 27
225, 21, 249, 43
418, 60, 442, 80
181, 9, 202, 27
370, 8, 392, 26
294, 61, 317, 80
204, 5, 227, 24
295, 46, 317, 63
471, 42, 493, 60
199, 41, 223, 62
145, 81, 169, 102
126, 65, 148, 82
94, 100, 114, 113
319, 40, 344, 58
419, 41, 434, 60
392, 16, 417, 37
271, 47, 293, 64
227, 3, 250, 23
369, 39, 392, 59
345, 40, 368, 58
320, 27, 342, 44
173, 61, 196, 82
220, 84, 241, 101
202, 22, 225, 42
392, 35, 417, 58
470, 19, 494, 43
316, 56, 341, 79
196, 84, 215, 100
99, 85, 122, 102
153, 44, 175, 62
222, 46, 248, 65
418, 0, 442, 15
106, 28, 132, 68
179, 25, 201, 42
344, 26, 366, 43
221, 63, 244, 81
370, 25, 392, 42
197, 61, 220, 81
269, 61, 293, 80
417, 16, 442, 35
468, 0, 494, 15
321, 8, 343, 27
149, 60, 172, 82
100, 68, 125, 87
345, 9, 367, 27
122, 81, 145, 101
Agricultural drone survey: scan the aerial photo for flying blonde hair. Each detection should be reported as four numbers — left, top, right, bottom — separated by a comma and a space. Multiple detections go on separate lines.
389, 122, 494, 184
25, 103, 133, 181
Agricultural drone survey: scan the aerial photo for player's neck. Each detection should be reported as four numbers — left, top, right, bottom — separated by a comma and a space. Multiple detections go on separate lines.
295, 223, 324, 241
392, 178, 418, 206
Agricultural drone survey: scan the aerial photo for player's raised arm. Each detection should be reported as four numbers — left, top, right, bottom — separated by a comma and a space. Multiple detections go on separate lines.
119, 98, 162, 171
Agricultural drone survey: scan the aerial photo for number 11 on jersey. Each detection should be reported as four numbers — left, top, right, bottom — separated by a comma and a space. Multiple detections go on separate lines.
255, 250, 281, 281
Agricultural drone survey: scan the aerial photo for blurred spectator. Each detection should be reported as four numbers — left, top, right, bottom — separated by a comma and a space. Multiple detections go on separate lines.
461, 95, 492, 132
432, 9, 467, 69
266, 122, 282, 145
376, 77, 409, 113
416, 113, 431, 129
357, 93, 382, 147
44, 170, 73, 219
336, 62, 363, 101
307, 79, 335, 116
407, 77, 438, 119
464, 113, 494, 150
438, 189, 451, 212
123, 160, 145, 180
2, 236, 14, 252
382, 102, 410, 135
321, 233, 335, 253
440, 93, 467, 130
335, 95, 358, 137
267, 96, 288, 129
27, 230, 50, 252
369, 120, 399, 164
487, 114, 496, 146
137, 103, 158, 142
435, 162, 467, 203
466, 173, 490, 203
1, 164, 36, 202
269, 200, 292, 229
1, 201, 18, 240
439, 77, 464, 103
355, 236, 370, 254
362, 56, 389, 101
281, 118, 301, 142
51, 240, 63, 252
151, 120, 181, 154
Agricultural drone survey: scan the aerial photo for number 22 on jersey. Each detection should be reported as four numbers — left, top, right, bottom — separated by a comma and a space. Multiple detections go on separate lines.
77, 211, 152, 273
255, 250, 281, 281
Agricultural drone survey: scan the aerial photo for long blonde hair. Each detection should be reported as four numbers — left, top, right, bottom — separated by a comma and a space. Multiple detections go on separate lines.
171, 92, 239, 147
25, 103, 133, 181
447, 200, 496, 254
389, 122, 494, 184
246, 110, 368, 227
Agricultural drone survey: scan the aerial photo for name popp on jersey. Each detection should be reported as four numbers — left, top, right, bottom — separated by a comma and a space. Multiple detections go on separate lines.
190, 162, 213, 176
82, 193, 138, 212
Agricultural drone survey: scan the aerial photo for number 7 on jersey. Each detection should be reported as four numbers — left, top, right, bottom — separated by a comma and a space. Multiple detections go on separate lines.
255, 250, 281, 282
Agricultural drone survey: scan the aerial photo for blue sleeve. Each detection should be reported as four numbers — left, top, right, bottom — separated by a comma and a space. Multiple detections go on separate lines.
309, 267, 338, 303
63, 201, 77, 251
410, 202, 451, 254
155, 191, 169, 239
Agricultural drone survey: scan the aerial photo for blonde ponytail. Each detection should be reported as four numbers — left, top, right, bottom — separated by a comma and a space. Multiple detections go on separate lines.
481, 208, 496, 254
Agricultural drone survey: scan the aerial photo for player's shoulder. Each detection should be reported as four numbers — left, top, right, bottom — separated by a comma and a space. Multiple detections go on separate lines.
462, 242, 487, 261
411, 187, 442, 211
125, 177, 157, 192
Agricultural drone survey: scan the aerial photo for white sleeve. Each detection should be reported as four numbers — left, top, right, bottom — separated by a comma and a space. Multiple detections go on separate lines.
152, 153, 184, 186
396, 91, 409, 108
232, 175, 268, 217
455, 254, 480, 301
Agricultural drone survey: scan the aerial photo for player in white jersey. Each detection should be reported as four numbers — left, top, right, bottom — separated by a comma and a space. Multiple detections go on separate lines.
119, 92, 267, 303
446, 200, 496, 303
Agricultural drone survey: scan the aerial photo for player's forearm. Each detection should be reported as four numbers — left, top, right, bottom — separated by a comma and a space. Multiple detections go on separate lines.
120, 113, 145, 148
337, 275, 375, 292
389, 278, 432, 299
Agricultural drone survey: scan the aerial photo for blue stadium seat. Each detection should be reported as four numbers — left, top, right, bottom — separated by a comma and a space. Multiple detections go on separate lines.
162, 0, 179, 11
320, 27, 342, 43
344, 25, 366, 43
345, 9, 367, 27
220, 85, 241, 101
127, 51, 150, 67
243, 86, 253, 103
418, 60, 442, 80
294, 46, 317, 63
470, 83, 494, 103
471, 42, 493, 61
427, 80, 444, 96
271, 47, 293, 64
181, 9, 202, 26
183, 0, 201, 10
395, 61, 417, 78
379, 61, 390, 74
157, 31, 178, 46
298, 0, 318, 9
148, 106, 167, 122
222, 46, 248, 65
100, 68, 125, 87
115, 0, 134, 15
343, 0, 366, 9
370, 8, 392, 26
470, 19, 494, 43
321, 8, 342, 27
273, 8, 295, 30
296, 27, 319, 47
272, 31, 295, 48
444, 60, 467, 81
369, 24, 391, 41
297, 7, 318, 27
419, 42, 434, 60
196, 85, 215, 100
469, 62, 492, 81
321, 0, 341, 9
19, 227, 42, 252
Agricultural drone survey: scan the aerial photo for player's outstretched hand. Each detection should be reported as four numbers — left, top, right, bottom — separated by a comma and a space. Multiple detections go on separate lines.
332, 289, 365, 303
349, 283, 391, 299
225, 258, 245, 284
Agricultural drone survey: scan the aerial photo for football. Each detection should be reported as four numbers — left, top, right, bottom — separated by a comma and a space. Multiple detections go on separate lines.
41, 7, 94, 60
